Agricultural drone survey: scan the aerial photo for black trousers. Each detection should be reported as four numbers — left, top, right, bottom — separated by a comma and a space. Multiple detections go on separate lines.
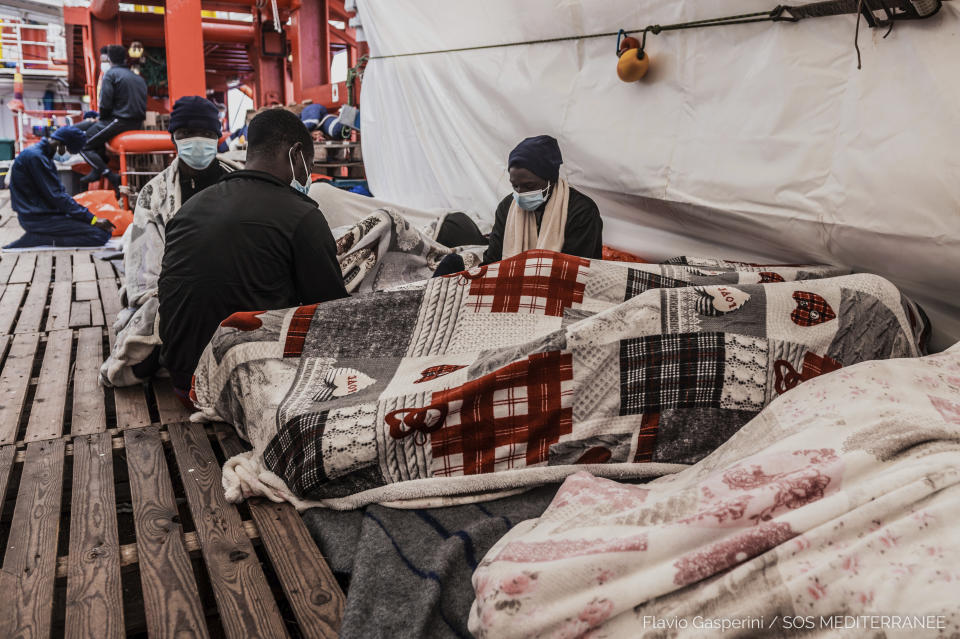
80, 118, 143, 174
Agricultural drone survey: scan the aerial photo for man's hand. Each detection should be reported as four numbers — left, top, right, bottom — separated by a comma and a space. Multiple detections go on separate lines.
94, 218, 116, 233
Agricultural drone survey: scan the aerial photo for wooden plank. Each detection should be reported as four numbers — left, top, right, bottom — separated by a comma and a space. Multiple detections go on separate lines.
169, 421, 288, 639
9, 253, 36, 284
55, 254, 72, 282
90, 298, 105, 327
24, 329, 73, 442
2, 438, 66, 639
72, 253, 96, 282
72, 327, 107, 436
65, 433, 124, 639
0, 444, 16, 510
114, 385, 151, 430
94, 258, 115, 281
123, 427, 209, 639
14, 254, 53, 334
154, 379, 194, 424
74, 280, 99, 302
216, 425, 345, 638
97, 279, 122, 326
57, 519, 261, 580
0, 282, 27, 334
0, 254, 17, 285
106, 324, 151, 431
69, 301, 92, 328
45, 281, 72, 331
0, 332, 40, 444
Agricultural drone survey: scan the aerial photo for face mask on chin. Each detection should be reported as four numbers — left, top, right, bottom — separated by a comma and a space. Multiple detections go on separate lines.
54, 151, 72, 163
288, 146, 312, 195
175, 136, 218, 171
513, 182, 551, 211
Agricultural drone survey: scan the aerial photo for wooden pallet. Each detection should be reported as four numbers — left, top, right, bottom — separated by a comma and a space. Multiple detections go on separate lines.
0, 251, 345, 638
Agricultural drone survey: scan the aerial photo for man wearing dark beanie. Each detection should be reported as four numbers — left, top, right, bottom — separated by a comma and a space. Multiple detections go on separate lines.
481, 135, 602, 264
158, 108, 348, 406
101, 95, 240, 387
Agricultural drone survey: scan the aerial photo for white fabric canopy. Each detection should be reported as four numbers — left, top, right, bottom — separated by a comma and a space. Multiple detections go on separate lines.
357, 0, 960, 350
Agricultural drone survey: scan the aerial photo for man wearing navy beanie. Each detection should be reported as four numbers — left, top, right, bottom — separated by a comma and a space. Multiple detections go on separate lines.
101, 95, 239, 387
4, 126, 115, 248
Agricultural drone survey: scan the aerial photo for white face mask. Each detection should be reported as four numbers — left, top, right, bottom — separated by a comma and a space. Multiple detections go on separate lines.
288, 146, 311, 195
101, 62, 111, 73
513, 182, 551, 211
176, 136, 218, 170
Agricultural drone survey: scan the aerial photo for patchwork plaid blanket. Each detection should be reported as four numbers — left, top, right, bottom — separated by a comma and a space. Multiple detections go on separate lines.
102, 202, 480, 386
191, 249, 928, 509
469, 343, 960, 638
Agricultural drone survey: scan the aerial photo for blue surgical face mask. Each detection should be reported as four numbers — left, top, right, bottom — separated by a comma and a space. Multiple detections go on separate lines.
54, 151, 72, 163
176, 136, 218, 170
288, 146, 311, 195
513, 182, 551, 211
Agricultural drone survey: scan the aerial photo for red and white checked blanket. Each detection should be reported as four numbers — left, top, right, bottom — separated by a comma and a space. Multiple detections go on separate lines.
469, 343, 960, 638
190, 249, 928, 510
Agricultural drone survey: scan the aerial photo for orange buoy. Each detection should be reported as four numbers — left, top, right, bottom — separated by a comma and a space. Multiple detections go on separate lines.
618, 36, 640, 54
617, 48, 650, 82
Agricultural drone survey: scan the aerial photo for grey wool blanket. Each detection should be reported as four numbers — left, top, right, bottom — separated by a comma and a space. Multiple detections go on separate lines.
302, 484, 559, 639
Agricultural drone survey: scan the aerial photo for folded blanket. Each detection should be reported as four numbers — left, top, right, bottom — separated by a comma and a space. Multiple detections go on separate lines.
469, 342, 960, 638
192, 249, 926, 509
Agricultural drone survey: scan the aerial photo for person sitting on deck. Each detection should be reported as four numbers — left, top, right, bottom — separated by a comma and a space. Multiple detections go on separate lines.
79, 44, 147, 187
4, 126, 116, 249
158, 108, 349, 404
483, 135, 602, 264
432, 135, 603, 277
99, 96, 240, 387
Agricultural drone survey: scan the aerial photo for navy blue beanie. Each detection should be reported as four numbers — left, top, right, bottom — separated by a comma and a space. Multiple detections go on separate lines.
83, 110, 99, 119
51, 125, 87, 154
168, 96, 222, 135
508, 135, 563, 183
300, 103, 329, 131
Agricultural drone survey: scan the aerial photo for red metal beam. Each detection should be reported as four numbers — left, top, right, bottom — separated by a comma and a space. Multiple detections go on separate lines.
290, 0, 330, 101
250, 16, 287, 106
299, 82, 346, 110
89, 0, 119, 21
121, 13, 255, 44
165, 0, 207, 101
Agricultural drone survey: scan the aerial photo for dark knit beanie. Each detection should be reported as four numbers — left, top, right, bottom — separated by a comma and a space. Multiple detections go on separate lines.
168, 96, 222, 136
508, 135, 563, 183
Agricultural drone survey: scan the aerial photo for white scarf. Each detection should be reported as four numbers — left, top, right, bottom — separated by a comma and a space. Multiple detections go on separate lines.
501, 178, 570, 259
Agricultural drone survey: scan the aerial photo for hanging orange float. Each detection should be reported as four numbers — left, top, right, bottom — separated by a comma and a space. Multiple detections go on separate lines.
616, 30, 649, 82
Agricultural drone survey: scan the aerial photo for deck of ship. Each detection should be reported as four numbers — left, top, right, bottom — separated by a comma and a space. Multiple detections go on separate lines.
0, 194, 344, 638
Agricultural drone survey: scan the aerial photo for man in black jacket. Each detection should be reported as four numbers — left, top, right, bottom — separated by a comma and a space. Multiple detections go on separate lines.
158, 108, 348, 401
80, 44, 147, 186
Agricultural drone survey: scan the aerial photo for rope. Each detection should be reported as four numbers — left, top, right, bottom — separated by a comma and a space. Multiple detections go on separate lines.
367, 0, 942, 62
369, 7, 798, 60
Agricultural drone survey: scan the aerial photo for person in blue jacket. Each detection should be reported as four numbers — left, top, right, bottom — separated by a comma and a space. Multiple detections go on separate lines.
5, 126, 116, 249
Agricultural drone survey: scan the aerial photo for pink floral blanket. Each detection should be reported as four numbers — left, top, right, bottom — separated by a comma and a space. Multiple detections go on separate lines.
470, 343, 960, 638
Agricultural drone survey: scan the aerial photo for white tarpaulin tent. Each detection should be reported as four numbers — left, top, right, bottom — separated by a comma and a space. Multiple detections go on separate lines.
356, 0, 960, 350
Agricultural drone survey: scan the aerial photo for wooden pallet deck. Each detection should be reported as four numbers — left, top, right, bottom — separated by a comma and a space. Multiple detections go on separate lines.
0, 250, 345, 638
